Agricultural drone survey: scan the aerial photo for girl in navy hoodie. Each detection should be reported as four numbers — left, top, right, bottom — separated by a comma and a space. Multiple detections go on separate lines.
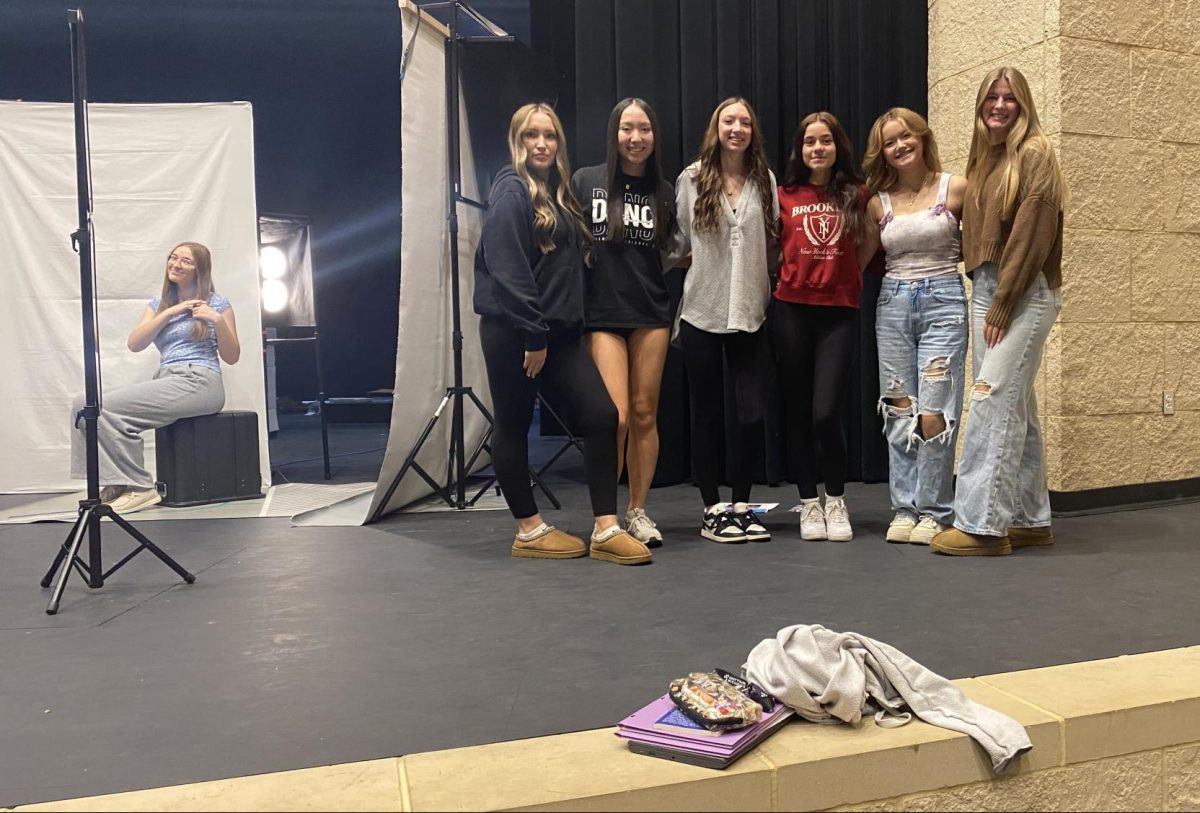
474, 103, 651, 566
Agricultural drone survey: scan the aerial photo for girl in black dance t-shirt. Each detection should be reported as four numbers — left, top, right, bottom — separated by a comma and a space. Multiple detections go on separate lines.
571, 98, 682, 549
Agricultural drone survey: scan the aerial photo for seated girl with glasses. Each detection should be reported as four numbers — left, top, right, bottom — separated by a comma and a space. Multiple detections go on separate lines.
69, 241, 240, 513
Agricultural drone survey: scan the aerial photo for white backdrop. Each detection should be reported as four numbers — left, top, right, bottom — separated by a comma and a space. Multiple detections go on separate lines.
0, 101, 270, 493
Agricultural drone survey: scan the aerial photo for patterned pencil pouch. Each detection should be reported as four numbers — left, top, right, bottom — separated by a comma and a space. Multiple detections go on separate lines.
668, 671, 763, 730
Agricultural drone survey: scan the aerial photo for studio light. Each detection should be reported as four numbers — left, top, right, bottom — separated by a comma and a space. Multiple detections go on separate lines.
256, 211, 330, 478
257, 213, 315, 329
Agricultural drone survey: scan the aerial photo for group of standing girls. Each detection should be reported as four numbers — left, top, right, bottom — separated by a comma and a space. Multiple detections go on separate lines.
472, 63, 1065, 565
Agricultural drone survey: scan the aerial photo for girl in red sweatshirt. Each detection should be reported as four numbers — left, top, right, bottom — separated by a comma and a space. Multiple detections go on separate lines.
772, 112, 875, 542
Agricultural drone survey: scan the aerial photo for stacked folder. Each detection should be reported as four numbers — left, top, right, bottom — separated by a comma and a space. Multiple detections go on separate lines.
615, 694, 796, 769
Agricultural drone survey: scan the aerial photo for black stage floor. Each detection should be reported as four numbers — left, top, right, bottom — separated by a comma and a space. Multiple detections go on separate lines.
2, 418, 1199, 806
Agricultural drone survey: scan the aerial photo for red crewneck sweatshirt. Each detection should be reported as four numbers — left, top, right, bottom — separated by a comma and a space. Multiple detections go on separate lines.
774, 183, 864, 308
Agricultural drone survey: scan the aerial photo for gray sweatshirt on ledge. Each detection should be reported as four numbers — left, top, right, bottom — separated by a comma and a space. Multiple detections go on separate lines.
744, 624, 1033, 772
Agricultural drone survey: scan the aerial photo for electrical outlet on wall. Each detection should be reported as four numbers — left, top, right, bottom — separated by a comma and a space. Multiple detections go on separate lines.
1163, 391, 1175, 415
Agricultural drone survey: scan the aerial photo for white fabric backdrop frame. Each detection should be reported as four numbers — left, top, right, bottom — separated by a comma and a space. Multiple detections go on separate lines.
294, 1, 489, 525
371, 0, 489, 519
0, 101, 271, 493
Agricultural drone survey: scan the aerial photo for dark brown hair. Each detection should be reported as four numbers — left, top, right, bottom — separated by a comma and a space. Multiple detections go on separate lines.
782, 111, 866, 241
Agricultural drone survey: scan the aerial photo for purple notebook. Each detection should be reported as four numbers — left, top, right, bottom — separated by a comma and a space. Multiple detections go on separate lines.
616, 695, 794, 756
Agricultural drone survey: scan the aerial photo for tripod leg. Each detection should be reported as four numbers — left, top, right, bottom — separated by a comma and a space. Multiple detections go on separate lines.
536, 394, 585, 455
42, 510, 87, 588
529, 467, 561, 509
370, 394, 453, 522
46, 507, 93, 614
108, 511, 195, 584
464, 392, 561, 509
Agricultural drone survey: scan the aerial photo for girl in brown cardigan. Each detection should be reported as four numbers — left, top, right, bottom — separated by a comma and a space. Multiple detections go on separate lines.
931, 66, 1066, 557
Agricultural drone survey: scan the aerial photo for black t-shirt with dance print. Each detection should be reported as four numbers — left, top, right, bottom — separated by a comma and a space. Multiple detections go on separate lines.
571, 164, 674, 330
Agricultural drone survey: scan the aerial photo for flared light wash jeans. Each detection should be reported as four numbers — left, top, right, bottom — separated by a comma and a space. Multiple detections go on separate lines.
876, 273, 969, 525
953, 264, 1061, 536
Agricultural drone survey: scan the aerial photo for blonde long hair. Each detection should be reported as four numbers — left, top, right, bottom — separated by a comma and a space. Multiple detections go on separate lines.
506, 103, 589, 255
690, 97, 778, 240
863, 107, 942, 194
965, 67, 1066, 217
157, 242, 214, 341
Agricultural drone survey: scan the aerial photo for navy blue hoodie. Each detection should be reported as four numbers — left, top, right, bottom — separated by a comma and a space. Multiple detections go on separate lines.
473, 166, 585, 351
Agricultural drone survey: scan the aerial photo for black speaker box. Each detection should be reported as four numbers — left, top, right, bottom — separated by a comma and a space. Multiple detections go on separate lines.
155, 411, 264, 507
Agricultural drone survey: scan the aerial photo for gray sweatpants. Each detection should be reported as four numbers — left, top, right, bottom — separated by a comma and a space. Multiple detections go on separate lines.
70, 364, 225, 489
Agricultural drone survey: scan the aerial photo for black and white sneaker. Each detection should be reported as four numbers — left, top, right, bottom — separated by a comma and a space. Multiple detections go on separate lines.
701, 508, 748, 544
732, 502, 771, 542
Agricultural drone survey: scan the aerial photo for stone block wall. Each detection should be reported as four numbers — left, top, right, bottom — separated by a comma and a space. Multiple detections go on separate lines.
829, 746, 1200, 811
928, 0, 1200, 492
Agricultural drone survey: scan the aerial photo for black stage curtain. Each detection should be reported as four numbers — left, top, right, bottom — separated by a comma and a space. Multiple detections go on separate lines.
523, 0, 929, 494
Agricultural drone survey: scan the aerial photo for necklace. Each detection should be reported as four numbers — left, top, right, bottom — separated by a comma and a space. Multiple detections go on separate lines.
723, 173, 745, 201
898, 172, 934, 208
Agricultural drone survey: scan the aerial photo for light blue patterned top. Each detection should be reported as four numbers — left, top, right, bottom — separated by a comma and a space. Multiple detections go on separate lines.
148, 292, 231, 374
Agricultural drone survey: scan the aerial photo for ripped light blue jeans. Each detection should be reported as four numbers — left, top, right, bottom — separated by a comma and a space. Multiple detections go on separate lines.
876, 274, 968, 525
953, 263, 1061, 536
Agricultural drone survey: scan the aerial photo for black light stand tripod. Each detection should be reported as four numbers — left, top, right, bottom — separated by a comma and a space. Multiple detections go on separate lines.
372, 0, 572, 520
40, 9, 194, 615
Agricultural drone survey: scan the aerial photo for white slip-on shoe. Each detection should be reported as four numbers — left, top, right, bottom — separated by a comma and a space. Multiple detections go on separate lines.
99, 485, 126, 505
110, 487, 162, 515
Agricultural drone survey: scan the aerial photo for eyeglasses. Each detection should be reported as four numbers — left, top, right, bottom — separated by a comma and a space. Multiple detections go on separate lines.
168, 255, 195, 268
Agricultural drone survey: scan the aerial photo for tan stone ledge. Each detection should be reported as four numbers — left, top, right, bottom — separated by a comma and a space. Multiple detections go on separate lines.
7, 647, 1200, 812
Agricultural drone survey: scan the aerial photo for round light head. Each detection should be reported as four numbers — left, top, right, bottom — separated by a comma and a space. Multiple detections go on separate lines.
262, 279, 288, 313
259, 245, 288, 280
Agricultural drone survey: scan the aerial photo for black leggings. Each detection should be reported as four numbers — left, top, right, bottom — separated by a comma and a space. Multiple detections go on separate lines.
479, 317, 618, 519
770, 300, 856, 499
678, 320, 768, 506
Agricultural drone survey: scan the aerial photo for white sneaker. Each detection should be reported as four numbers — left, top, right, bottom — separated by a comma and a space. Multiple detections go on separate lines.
799, 501, 827, 540
625, 508, 663, 548
825, 497, 853, 542
886, 513, 917, 543
908, 516, 948, 545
